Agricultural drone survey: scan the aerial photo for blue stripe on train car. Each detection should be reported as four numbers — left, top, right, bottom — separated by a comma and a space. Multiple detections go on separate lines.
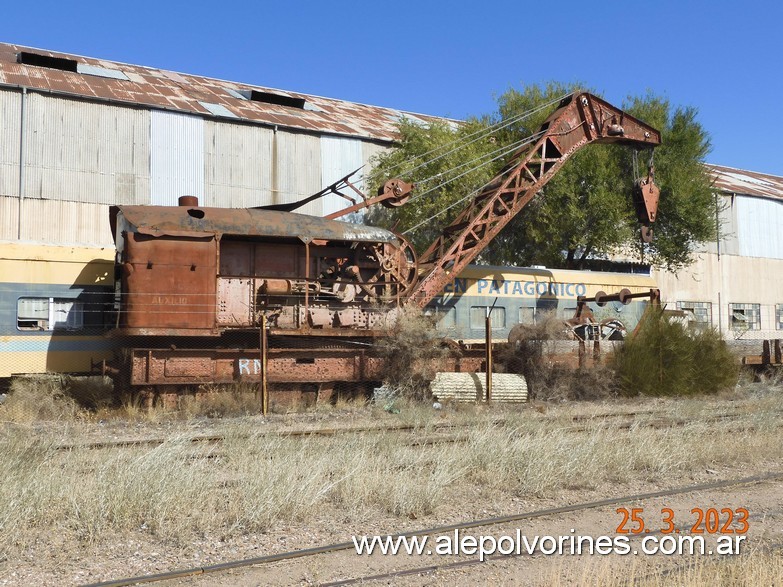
427, 294, 651, 342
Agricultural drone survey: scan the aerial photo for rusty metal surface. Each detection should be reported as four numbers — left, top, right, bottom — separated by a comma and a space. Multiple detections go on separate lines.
112, 205, 398, 243
122, 232, 217, 331
127, 348, 386, 385
706, 163, 783, 201
0, 43, 452, 142
407, 92, 662, 308
125, 347, 485, 387
114, 203, 413, 335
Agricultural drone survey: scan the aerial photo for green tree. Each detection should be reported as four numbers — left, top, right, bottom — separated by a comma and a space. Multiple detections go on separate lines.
367, 83, 715, 271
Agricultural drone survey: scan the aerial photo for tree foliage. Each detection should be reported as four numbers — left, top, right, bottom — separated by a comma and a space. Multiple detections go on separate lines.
367, 82, 715, 271
612, 307, 738, 397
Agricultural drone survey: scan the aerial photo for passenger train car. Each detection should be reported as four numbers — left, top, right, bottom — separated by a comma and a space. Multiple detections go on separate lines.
0, 242, 116, 380
427, 265, 658, 344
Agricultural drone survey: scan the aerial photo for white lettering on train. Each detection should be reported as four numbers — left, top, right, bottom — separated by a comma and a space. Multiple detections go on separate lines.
237, 358, 262, 375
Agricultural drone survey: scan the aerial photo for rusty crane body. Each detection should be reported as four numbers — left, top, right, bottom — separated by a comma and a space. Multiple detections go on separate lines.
101, 92, 662, 401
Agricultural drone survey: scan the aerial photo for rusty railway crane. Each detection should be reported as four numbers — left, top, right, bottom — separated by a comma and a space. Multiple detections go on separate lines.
101, 92, 661, 403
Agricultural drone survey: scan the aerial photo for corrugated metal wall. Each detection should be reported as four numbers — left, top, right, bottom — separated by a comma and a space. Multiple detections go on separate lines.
320, 136, 364, 217
150, 110, 204, 206
24, 93, 149, 205
703, 194, 739, 256
204, 121, 274, 208
736, 195, 783, 259
0, 195, 19, 240
0, 90, 397, 245
274, 131, 322, 216
362, 141, 387, 172
0, 89, 21, 198
18, 199, 112, 245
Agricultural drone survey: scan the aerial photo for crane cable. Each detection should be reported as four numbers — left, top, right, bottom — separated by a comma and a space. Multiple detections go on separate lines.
402, 93, 570, 180
357, 92, 572, 187
407, 130, 546, 205
401, 130, 547, 235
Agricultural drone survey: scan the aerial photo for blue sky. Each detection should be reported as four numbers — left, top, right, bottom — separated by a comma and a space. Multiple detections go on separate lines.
3, 0, 781, 175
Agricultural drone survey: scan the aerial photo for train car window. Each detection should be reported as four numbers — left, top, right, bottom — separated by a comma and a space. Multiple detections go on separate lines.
519, 307, 535, 325
435, 308, 457, 329
17, 297, 84, 331
676, 301, 712, 330
776, 304, 783, 330
729, 303, 761, 331
561, 306, 577, 319
470, 306, 506, 330
17, 298, 48, 330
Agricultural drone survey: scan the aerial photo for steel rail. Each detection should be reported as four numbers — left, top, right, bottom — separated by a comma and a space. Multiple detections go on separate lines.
80, 470, 783, 587
58, 405, 768, 452
54, 420, 499, 452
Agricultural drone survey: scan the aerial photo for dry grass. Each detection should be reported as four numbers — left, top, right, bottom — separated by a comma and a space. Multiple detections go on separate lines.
375, 306, 458, 400
0, 376, 270, 424
1, 376, 83, 423
1, 384, 781, 562
544, 549, 783, 586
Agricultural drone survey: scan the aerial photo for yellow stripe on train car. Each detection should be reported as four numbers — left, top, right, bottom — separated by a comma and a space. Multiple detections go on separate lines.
0, 242, 115, 286
0, 334, 116, 377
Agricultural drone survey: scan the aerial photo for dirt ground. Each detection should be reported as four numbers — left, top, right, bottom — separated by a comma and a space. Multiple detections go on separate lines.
1, 392, 781, 587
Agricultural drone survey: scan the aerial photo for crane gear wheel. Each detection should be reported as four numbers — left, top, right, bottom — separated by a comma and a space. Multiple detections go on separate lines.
350, 233, 418, 301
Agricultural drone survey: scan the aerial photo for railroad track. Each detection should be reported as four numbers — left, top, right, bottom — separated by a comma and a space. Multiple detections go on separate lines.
57, 404, 766, 452
80, 470, 783, 587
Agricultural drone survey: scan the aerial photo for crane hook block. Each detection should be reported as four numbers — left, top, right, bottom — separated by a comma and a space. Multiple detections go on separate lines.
632, 166, 659, 242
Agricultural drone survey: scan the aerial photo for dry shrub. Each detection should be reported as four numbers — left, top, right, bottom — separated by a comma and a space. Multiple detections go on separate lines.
1, 376, 82, 422
612, 307, 739, 396
375, 306, 455, 400
180, 383, 261, 418
63, 376, 115, 410
498, 312, 615, 400
533, 364, 618, 402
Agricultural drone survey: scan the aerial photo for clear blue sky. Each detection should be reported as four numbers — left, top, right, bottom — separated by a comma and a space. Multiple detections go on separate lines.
3, 0, 781, 175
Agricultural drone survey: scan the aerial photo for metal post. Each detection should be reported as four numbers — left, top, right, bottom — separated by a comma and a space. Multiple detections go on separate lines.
305, 241, 310, 317
260, 314, 268, 416
485, 297, 498, 402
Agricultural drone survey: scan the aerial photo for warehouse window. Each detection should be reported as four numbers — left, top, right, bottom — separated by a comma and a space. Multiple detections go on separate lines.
17, 51, 78, 72
470, 306, 506, 330
677, 301, 712, 330
729, 303, 761, 331
17, 297, 84, 331
235, 89, 306, 109
776, 304, 783, 330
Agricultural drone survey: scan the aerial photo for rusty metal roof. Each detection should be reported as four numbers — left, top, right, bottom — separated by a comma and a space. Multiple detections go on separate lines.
706, 163, 783, 201
0, 43, 450, 142
112, 205, 397, 243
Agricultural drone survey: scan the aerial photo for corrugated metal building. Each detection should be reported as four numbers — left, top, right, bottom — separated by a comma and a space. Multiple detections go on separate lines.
0, 43, 780, 343
653, 164, 783, 340
0, 42, 445, 245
